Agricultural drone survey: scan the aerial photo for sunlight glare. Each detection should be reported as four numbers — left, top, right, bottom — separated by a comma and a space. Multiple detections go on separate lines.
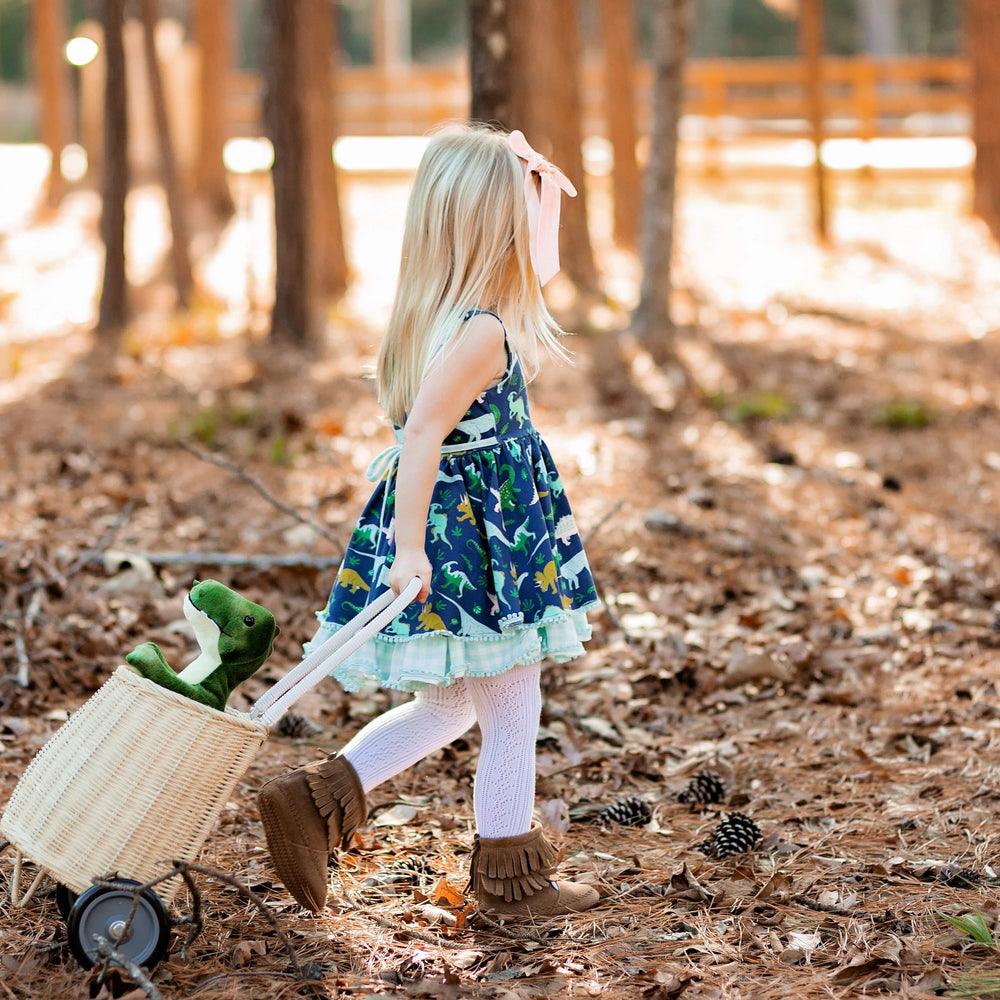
125, 187, 170, 286
222, 137, 274, 175
333, 136, 428, 172
60, 144, 88, 182
65, 36, 99, 66
821, 137, 975, 171
0, 145, 49, 233
582, 136, 613, 177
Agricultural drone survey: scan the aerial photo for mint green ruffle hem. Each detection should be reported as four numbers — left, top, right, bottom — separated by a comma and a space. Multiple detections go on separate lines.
304, 604, 596, 693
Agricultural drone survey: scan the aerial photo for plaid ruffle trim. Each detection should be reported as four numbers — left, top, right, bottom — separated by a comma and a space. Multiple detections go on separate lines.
304, 604, 595, 693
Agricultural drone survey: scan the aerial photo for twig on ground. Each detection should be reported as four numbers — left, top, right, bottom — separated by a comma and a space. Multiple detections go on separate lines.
582, 498, 624, 548
165, 861, 318, 984
19, 501, 135, 596
90, 549, 343, 570
8, 503, 134, 687
579, 499, 632, 638
536, 751, 618, 780
189, 971, 314, 995
791, 893, 854, 916
12, 590, 41, 688
369, 913, 468, 949
170, 865, 204, 958
93, 935, 164, 1000
469, 911, 552, 946
88, 863, 320, 986
178, 440, 343, 555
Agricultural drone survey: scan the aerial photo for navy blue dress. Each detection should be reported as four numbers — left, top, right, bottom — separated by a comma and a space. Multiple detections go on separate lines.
311, 310, 600, 692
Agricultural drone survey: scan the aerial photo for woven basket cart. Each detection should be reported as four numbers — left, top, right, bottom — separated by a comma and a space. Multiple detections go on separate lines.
0, 580, 418, 967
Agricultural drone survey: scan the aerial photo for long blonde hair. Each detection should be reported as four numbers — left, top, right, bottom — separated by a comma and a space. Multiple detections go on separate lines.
376, 123, 568, 426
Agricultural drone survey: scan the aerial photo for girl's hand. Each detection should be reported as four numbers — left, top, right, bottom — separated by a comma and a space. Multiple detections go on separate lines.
389, 548, 432, 603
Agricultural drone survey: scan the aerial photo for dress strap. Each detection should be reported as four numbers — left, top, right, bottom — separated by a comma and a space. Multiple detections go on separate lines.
462, 307, 504, 325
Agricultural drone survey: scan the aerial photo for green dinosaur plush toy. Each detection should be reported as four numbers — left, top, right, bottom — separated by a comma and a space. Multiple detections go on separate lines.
125, 579, 278, 711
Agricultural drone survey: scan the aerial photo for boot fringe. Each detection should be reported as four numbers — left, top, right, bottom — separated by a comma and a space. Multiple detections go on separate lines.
470, 827, 559, 903
304, 754, 367, 853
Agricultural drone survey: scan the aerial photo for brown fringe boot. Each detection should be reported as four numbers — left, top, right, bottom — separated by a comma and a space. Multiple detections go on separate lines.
470, 825, 599, 917
258, 753, 366, 912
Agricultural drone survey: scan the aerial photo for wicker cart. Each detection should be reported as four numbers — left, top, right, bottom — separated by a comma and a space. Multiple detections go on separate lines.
1, 581, 418, 970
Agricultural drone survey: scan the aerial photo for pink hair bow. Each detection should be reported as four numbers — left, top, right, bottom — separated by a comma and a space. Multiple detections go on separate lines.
508, 130, 577, 286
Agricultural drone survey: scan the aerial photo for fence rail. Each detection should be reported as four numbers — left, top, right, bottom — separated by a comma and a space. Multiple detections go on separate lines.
227, 55, 970, 143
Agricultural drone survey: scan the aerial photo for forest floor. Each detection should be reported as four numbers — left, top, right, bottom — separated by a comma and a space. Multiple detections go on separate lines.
2, 160, 1000, 1000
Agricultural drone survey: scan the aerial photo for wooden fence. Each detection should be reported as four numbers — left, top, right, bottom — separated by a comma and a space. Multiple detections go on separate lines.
227, 55, 970, 143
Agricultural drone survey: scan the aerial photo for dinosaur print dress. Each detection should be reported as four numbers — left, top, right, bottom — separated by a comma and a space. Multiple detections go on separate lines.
311, 311, 600, 693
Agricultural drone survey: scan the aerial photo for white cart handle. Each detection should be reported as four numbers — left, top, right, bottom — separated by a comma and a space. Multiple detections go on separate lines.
250, 577, 421, 727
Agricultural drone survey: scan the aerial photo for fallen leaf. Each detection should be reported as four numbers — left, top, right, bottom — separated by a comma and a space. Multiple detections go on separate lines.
414, 903, 457, 926
663, 864, 713, 902
756, 871, 793, 902
372, 803, 418, 827
429, 876, 466, 908
830, 957, 886, 985
723, 643, 792, 686
230, 939, 266, 966
449, 949, 484, 970
537, 797, 570, 834
787, 930, 822, 954
579, 716, 622, 744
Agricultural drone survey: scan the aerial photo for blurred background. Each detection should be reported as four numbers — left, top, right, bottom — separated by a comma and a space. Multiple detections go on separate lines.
0, 0, 992, 355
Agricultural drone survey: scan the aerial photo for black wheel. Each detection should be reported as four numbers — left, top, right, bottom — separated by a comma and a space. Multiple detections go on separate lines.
55, 883, 78, 921
66, 880, 170, 970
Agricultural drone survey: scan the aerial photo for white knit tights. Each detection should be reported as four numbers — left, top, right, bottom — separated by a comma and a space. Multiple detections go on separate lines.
340, 663, 542, 838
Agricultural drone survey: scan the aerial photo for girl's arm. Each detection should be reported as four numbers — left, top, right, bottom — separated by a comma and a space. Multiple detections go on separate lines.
389, 312, 507, 603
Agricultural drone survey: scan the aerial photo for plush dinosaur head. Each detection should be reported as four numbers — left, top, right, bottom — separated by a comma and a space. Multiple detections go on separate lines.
181, 580, 278, 684
126, 580, 278, 712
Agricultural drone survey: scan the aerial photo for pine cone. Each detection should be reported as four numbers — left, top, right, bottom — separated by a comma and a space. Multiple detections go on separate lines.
275, 713, 323, 739
938, 867, 983, 889
363, 854, 439, 888
596, 796, 652, 827
389, 855, 439, 881
678, 770, 727, 808
712, 812, 762, 859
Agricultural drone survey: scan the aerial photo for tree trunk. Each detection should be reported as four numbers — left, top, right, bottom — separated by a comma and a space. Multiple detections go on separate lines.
77, 19, 105, 191
908, 0, 933, 53
32, 0, 71, 205
192, 0, 235, 218
965, 0, 1000, 241
469, 0, 512, 127
97, 0, 128, 337
373, 0, 411, 71
699, 0, 734, 56
598, 0, 640, 250
509, 0, 596, 292
857, 0, 899, 55
800, 0, 828, 242
302, 0, 348, 302
141, 0, 193, 309
261, 0, 311, 345
632, 0, 692, 349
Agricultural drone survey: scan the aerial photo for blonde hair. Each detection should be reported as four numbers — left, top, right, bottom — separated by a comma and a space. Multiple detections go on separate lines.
376, 122, 568, 427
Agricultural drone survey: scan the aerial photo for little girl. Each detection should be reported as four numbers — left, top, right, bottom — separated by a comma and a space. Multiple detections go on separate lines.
259, 124, 601, 918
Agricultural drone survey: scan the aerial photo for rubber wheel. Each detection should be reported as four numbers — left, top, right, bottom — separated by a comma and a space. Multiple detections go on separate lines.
55, 883, 78, 921
66, 880, 170, 970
